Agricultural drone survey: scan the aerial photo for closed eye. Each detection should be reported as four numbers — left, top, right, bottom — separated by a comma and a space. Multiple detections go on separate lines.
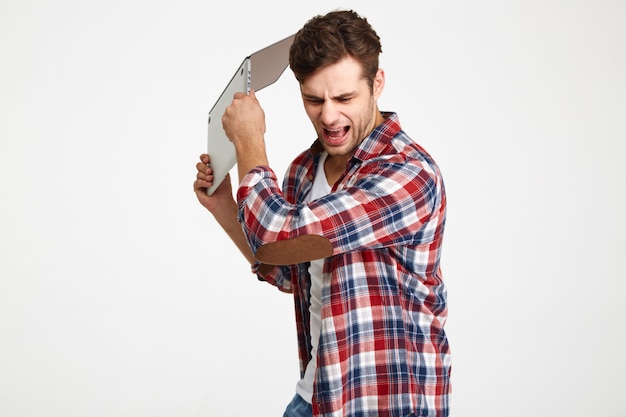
305, 98, 324, 105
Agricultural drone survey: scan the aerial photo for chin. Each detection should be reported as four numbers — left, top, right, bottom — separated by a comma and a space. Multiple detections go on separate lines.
323, 144, 355, 158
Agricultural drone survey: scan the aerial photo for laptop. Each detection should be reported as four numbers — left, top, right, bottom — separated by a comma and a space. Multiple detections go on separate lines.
206, 33, 296, 195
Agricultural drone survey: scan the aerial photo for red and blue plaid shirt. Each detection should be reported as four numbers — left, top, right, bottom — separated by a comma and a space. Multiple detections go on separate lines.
237, 112, 451, 417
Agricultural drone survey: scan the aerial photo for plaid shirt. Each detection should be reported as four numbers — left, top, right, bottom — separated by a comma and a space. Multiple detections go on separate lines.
237, 113, 451, 417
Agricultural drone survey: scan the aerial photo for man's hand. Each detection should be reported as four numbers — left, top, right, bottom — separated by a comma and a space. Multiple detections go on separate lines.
194, 153, 235, 214
222, 89, 266, 147
222, 90, 270, 182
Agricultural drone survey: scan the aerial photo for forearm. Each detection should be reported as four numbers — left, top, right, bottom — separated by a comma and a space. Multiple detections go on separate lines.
194, 153, 257, 266
212, 198, 256, 265
221, 89, 269, 183
235, 140, 269, 185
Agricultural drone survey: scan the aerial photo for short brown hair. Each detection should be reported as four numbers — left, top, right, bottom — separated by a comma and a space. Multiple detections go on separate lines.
289, 10, 382, 89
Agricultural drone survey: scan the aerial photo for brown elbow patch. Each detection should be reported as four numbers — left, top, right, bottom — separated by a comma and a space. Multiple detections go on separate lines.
255, 235, 333, 265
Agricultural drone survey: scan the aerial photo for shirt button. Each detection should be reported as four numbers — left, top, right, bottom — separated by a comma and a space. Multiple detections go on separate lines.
308, 175, 314, 181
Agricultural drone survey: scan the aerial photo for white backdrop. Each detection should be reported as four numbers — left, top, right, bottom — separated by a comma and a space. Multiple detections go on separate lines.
1, 1, 625, 416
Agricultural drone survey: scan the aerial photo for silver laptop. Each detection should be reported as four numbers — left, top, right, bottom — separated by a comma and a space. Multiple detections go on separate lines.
206, 33, 295, 195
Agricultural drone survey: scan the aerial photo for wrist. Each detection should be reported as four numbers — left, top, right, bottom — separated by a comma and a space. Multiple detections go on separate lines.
235, 141, 269, 183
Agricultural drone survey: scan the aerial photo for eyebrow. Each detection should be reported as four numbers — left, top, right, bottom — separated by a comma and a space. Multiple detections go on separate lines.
302, 91, 357, 101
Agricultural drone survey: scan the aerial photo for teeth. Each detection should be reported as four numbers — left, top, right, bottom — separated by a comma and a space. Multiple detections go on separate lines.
325, 128, 342, 135
324, 127, 347, 141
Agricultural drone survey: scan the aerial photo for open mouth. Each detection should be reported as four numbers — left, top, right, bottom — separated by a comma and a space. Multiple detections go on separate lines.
323, 126, 350, 145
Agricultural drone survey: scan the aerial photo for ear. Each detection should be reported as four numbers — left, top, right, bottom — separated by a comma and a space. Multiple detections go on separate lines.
373, 68, 385, 100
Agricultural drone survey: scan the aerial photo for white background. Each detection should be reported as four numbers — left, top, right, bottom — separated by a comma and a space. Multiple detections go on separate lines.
1, 0, 625, 416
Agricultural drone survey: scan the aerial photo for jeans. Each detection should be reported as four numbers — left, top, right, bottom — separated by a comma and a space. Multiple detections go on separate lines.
282, 394, 419, 417
283, 394, 312, 417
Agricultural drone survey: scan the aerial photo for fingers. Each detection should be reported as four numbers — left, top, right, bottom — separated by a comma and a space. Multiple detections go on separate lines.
232, 89, 258, 103
195, 154, 214, 192
196, 161, 213, 176
194, 174, 214, 194
197, 154, 214, 175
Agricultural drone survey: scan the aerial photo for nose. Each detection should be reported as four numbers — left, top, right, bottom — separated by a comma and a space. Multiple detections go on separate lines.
320, 101, 339, 126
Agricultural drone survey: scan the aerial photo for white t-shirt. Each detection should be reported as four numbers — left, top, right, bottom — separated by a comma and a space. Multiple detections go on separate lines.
295, 151, 331, 404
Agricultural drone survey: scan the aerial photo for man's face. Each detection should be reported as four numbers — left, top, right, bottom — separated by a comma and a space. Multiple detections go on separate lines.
300, 56, 385, 161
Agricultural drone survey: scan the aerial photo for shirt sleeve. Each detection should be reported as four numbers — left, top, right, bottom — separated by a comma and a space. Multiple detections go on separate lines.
236, 151, 443, 266
251, 261, 294, 293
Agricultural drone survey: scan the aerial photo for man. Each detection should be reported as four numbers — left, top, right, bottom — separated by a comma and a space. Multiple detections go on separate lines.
194, 10, 451, 417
